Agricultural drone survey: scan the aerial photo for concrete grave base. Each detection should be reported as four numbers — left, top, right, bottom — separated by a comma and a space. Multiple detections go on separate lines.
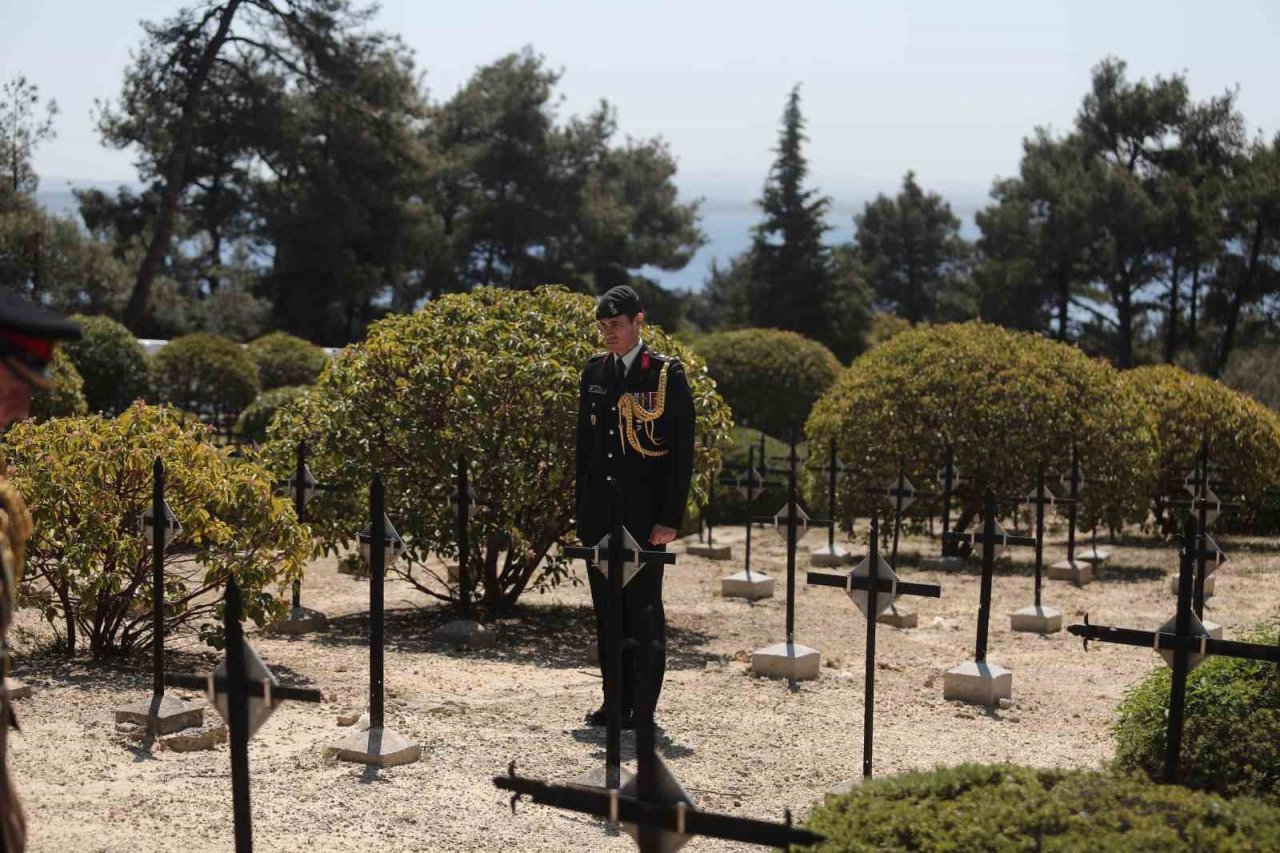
686, 543, 732, 560
433, 619, 497, 649
268, 606, 328, 636
876, 602, 917, 629
4, 677, 32, 700
809, 544, 850, 568
1010, 604, 1062, 634
943, 660, 1012, 706
1202, 620, 1224, 640
158, 722, 227, 753
337, 561, 369, 579
920, 555, 966, 571
751, 641, 821, 681
568, 765, 636, 791
824, 776, 863, 805
1169, 574, 1215, 596
1077, 547, 1110, 566
720, 570, 775, 600
114, 694, 205, 735
331, 726, 422, 767
1048, 560, 1092, 585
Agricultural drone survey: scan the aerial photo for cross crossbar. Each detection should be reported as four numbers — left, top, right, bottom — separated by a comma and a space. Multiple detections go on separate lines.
805, 571, 942, 599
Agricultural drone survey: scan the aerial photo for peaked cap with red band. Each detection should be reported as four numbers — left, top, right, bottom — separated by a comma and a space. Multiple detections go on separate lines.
0, 289, 82, 389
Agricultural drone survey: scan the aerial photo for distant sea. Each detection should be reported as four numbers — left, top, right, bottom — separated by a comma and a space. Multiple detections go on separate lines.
36, 178, 982, 294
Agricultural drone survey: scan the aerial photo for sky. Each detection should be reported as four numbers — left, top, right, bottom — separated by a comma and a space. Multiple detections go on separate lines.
4, 0, 1280, 288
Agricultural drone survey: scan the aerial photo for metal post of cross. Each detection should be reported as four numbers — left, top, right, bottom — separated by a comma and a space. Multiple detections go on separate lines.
433, 455, 497, 649
113, 458, 204, 736
1009, 462, 1075, 634
268, 440, 340, 635
719, 444, 775, 600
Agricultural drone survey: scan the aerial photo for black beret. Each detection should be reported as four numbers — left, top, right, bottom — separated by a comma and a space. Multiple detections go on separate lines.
595, 285, 643, 320
0, 289, 82, 389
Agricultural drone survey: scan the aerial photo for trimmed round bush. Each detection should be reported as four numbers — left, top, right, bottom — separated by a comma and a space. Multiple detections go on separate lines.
29, 349, 88, 420
803, 763, 1280, 851
264, 285, 733, 616
235, 386, 307, 445
806, 322, 1157, 530
150, 332, 260, 420
247, 331, 327, 390
692, 328, 841, 437
63, 314, 150, 415
5, 403, 310, 655
1113, 621, 1280, 804
1125, 365, 1280, 500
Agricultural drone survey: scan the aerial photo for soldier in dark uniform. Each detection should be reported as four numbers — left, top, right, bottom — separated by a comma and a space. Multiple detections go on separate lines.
0, 289, 82, 853
575, 285, 695, 728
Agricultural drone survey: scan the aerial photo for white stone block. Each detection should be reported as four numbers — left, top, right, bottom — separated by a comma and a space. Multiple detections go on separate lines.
268, 606, 328, 636
1169, 574, 1215, 596
943, 660, 1012, 706
331, 726, 422, 767
114, 694, 205, 735
433, 618, 497, 649
1010, 604, 1062, 634
1048, 560, 1092, 585
687, 543, 732, 560
751, 641, 820, 681
721, 570, 775, 600
1077, 547, 1109, 566
876, 602, 917, 629
809, 544, 851, 568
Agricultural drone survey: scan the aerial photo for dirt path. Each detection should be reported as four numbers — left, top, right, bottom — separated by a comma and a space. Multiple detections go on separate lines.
9, 524, 1279, 852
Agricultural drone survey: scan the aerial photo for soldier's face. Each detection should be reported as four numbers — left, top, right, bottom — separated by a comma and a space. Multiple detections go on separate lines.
0, 361, 32, 427
597, 312, 643, 355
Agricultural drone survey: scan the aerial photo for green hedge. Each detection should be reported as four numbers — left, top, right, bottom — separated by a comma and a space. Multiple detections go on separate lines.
692, 328, 841, 437
1124, 365, 1280, 501
29, 349, 88, 420
806, 322, 1157, 530
1113, 622, 1280, 805
150, 332, 260, 420
235, 386, 307, 445
247, 331, 327, 390
64, 314, 150, 415
801, 763, 1280, 851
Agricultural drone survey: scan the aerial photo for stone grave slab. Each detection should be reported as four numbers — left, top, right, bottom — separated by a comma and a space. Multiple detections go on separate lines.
943, 660, 1012, 706
750, 641, 820, 681
720, 569, 774, 600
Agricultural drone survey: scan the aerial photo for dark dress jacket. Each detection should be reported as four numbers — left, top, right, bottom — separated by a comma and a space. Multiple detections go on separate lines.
575, 343, 695, 547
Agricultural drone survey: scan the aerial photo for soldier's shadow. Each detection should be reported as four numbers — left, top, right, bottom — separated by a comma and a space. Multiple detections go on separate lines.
569, 724, 695, 760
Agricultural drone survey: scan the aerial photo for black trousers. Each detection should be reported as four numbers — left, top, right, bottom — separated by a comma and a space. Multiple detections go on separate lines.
587, 557, 666, 715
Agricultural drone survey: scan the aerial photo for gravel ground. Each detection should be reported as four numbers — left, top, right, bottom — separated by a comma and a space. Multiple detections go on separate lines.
8, 523, 1279, 852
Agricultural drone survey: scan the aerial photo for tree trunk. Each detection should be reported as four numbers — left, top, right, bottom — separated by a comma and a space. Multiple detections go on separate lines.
1116, 271, 1135, 368
1163, 249, 1180, 364
1188, 257, 1200, 348
122, 0, 245, 332
1056, 266, 1070, 341
1215, 218, 1267, 377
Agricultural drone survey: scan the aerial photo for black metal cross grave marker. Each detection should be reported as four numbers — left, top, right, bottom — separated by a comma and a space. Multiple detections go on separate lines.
494, 607, 825, 852
717, 444, 774, 599
749, 431, 832, 682
688, 437, 732, 560
114, 458, 205, 735
164, 577, 323, 853
432, 455, 498, 648
941, 488, 1036, 705
1009, 463, 1076, 633
806, 437, 847, 565
1157, 441, 1238, 620
1068, 520, 1280, 784
1048, 447, 1091, 585
563, 486, 677, 790
332, 474, 421, 767
807, 512, 941, 778
271, 440, 341, 635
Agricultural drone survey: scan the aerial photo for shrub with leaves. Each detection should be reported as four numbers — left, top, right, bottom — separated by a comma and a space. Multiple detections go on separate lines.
263, 286, 733, 616
150, 332, 260, 422
5, 403, 310, 655
691, 328, 841, 437
1125, 364, 1280, 501
1113, 621, 1280, 804
805, 322, 1157, 531
235, 386, 308, 445
28, 349, 87, 420
64, 314, 151, 414
802, 763, 1280, 851
247, 331, 328, 390
1222, 343, 1280, 413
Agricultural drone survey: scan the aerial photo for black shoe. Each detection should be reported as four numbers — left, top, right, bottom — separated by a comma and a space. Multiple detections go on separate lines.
621, 711, 636, 731
585, 706, 607, 727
